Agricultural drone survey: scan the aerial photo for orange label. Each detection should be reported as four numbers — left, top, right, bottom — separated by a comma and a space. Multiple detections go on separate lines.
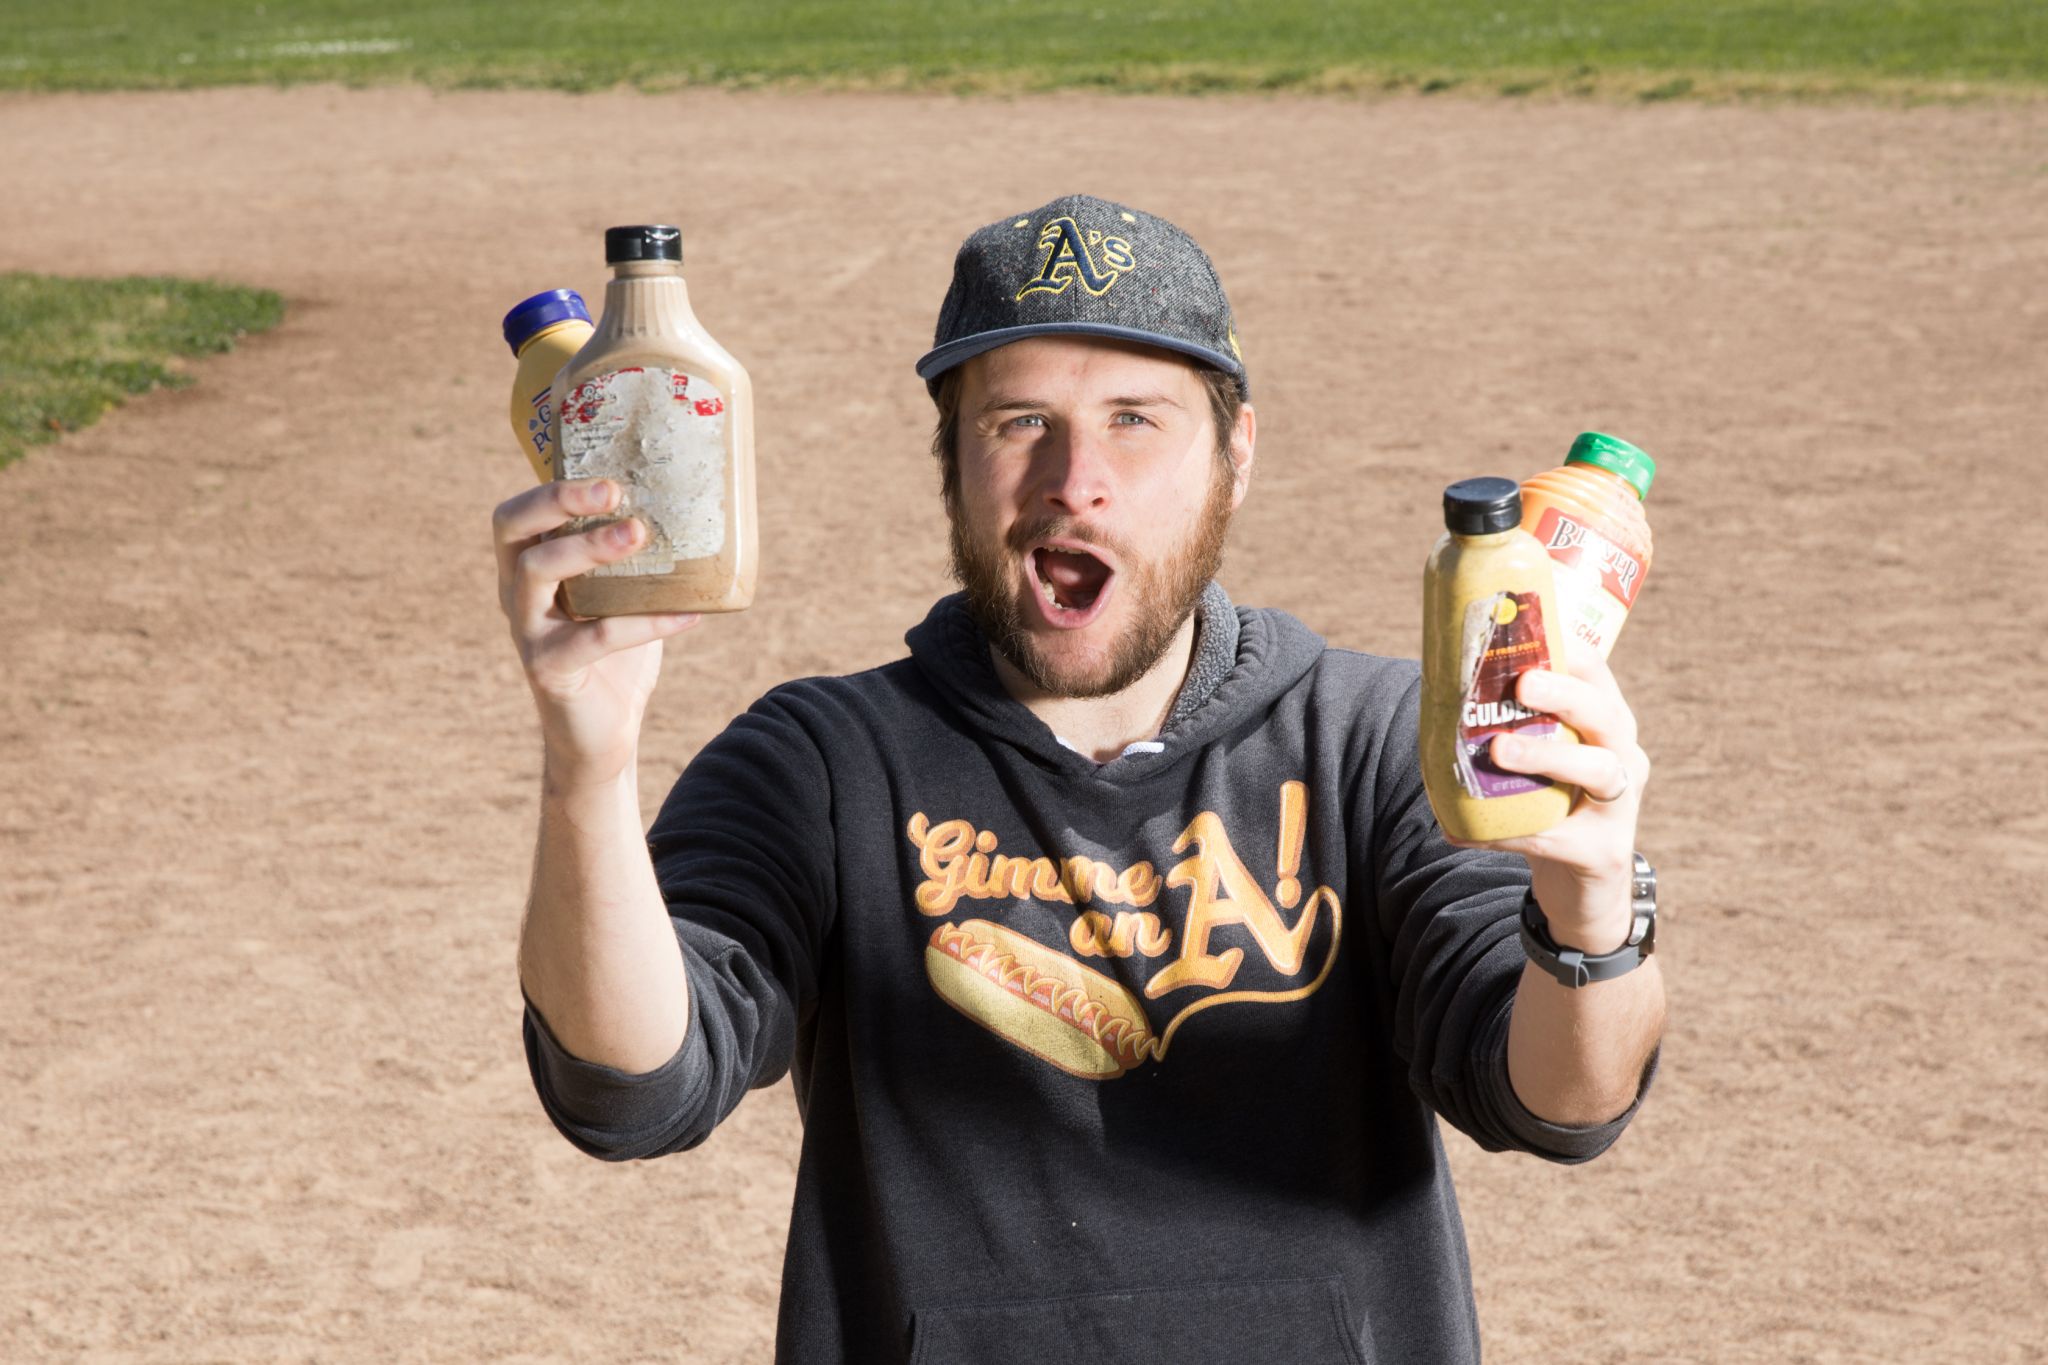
1533, 506, 1645, 608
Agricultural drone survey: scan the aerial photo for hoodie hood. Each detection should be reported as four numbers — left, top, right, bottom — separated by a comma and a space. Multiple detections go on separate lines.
905, 583, 1326, 781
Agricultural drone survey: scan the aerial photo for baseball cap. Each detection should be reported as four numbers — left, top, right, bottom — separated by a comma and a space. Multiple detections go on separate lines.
916, 193, 1248, 399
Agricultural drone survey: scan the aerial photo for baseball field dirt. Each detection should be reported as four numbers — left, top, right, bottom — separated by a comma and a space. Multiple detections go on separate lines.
2, 86, 2044, 1361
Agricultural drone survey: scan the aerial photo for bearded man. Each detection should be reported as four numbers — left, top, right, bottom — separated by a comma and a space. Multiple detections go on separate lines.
493, 194, 1664, 1364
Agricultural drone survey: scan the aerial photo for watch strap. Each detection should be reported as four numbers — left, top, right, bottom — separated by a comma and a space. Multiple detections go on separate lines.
1519, 856, 1657, 989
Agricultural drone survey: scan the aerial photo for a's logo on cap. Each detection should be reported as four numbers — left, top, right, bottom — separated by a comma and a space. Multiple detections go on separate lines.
1015, 215, 1136, 301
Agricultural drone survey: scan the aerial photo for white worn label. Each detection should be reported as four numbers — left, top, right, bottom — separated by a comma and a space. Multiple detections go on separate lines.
557, 366, 728, 575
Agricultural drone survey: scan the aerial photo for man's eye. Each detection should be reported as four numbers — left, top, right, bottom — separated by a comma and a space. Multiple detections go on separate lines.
1114, 412, 1151, 427
1008, 414, 1046, 431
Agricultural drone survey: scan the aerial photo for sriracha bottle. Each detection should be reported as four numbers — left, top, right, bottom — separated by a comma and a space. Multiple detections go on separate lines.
1518, 432, 1656, 666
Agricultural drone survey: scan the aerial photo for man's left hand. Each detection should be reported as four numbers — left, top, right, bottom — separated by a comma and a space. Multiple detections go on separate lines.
1446, 658, 1651, 955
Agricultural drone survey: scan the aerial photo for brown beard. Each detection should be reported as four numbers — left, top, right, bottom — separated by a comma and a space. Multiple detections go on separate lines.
947, 462, 1233, 700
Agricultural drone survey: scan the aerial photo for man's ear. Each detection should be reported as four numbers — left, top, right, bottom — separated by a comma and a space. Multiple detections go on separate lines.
1226, 402, 1257, 509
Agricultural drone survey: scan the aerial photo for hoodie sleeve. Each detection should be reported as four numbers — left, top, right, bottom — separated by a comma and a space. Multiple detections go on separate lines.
1365, 673, 1654, 1163
522, 690, 835, 1161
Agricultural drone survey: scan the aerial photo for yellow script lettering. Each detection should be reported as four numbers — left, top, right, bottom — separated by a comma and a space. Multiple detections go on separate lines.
1146, 810, 1325, 998
907, 812, 1156, 918
1070, 910, 1174, 958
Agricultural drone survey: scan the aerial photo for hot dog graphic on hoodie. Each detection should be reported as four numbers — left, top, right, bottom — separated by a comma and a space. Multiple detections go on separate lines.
908, 781, 1342, 1080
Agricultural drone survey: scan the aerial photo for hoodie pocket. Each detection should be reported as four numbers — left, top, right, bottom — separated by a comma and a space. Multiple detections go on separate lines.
907, 1274, 1369, 1365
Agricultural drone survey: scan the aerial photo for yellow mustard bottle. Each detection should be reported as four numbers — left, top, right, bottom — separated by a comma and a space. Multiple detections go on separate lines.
502, 289, 594, 482
553, 225, 757, 618
1421, 477, 1580, 842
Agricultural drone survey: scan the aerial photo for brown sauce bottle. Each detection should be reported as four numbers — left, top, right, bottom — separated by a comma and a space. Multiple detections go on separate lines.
552, 225, 756, 617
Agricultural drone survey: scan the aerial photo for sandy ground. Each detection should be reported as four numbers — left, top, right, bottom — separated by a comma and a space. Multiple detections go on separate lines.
2, 85, 2045, 1362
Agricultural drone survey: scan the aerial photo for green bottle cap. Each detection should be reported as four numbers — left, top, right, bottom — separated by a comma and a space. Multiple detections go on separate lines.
1566, 431, 1656, 501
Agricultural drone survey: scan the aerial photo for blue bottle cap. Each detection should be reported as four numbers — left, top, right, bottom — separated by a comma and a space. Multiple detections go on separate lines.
501, 289, 592, 357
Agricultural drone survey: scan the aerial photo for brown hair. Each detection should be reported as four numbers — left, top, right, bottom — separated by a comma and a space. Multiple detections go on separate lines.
930, 361, 1244, 506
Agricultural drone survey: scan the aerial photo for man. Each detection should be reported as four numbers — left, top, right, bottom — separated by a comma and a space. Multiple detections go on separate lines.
493, 194, 1663, 1363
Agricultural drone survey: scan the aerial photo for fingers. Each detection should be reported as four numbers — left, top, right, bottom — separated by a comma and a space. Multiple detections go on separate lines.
1454, 666, 1647, 912
1488, 731, 1641, 807
493, 477, 619, 546
492, 478, 622, 596
1503, 662, 1646, 804
538, 610, 702, 677
1515, 667, 1637, 750
510, 517, 653, 628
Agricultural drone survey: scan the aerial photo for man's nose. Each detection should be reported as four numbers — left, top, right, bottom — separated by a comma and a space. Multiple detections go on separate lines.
1040, 425, 1111, 515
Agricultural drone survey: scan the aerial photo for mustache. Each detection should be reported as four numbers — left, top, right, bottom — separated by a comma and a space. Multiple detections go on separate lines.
1004, 517, 1129, 561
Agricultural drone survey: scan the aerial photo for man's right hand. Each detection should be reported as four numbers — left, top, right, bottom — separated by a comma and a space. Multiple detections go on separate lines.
491, 478, 702, 782
495, 477, 698, 1073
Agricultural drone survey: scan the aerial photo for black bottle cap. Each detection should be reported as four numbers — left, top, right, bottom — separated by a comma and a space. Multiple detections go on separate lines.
604, 225, 683, 264
1442, 477, 1523, 534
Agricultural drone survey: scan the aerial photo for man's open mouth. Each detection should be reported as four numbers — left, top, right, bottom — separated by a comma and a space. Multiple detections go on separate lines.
1030, 544, 1115, 618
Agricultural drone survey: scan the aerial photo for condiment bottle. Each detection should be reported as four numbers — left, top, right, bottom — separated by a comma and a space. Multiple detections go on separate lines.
502, 288, 594, 482
1518, 432, 1656, 666
552, 224, 757, 617
1421, 477, 1580, 842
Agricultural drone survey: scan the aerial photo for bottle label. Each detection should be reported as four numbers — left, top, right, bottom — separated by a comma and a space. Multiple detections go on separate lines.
1531, 506, 1645, 661
1454, 591, 1561, 800
558, 367, 729, 575
526, 384, 557, 477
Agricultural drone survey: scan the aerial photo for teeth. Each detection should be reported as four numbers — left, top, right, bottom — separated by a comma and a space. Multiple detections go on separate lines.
1034, 557, 1061, 608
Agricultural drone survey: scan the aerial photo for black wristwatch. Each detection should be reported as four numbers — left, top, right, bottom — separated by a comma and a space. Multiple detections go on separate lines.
1519, 852, 1658, 989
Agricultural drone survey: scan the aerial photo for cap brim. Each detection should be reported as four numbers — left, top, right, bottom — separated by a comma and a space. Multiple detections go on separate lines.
915, 322, 1246, 395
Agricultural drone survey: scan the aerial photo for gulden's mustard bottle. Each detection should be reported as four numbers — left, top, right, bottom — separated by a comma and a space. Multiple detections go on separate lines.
502, 289, 593, 482
1420, 477, 1580, 842
551, 224, 757, 617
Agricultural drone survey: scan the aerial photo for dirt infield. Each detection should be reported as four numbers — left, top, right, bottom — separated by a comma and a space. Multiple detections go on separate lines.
3, 86, 2044, 1361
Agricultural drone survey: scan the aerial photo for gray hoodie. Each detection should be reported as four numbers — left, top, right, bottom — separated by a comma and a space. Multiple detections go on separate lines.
524, 588, 1652, 1363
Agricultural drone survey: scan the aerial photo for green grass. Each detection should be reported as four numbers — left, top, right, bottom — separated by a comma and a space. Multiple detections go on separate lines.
1, 1, 2042, 100
0, 274, 284, 470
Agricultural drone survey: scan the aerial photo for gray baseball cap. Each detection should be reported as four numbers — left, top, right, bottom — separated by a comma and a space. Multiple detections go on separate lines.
916, 193, 1248, 399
